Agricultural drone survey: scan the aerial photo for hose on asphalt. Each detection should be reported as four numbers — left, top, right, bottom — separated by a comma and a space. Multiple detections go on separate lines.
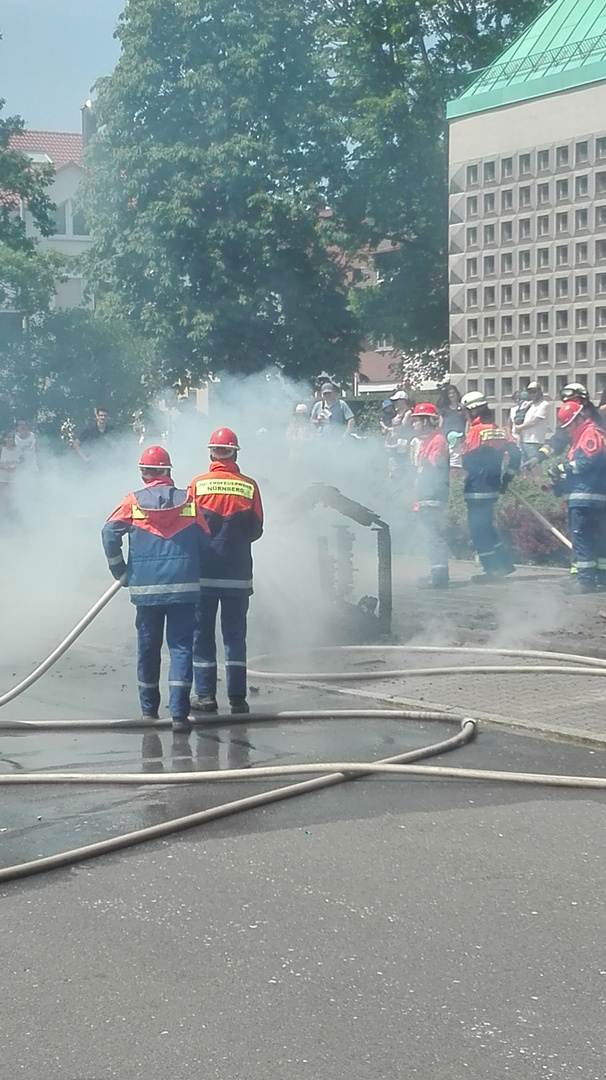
3, 590, 606, 884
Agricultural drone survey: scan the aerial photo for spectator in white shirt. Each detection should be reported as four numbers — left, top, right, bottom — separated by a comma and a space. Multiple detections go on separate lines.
515, 382, 550, 463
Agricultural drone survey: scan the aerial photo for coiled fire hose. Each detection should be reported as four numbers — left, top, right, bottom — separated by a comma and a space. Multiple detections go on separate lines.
2, 589, 606, 883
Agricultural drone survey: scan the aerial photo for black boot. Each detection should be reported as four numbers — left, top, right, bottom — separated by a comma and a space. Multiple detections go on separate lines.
191, 695, 218, 714
229, 696, 250, 715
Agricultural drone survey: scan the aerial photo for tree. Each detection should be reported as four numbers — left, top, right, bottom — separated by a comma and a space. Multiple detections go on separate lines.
0, 97, 63, 314
322, 0, 551, 352
82, 0, 361, 385
0, 308, 161, 437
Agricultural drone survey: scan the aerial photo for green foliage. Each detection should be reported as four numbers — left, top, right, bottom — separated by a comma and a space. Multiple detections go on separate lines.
322, 0, 551, 352
0, 98, 63, 314
0, 310, 161, 436
82, 0, 361, 384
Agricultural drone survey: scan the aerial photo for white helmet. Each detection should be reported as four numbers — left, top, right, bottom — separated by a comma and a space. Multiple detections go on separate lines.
461, 391, 488, 410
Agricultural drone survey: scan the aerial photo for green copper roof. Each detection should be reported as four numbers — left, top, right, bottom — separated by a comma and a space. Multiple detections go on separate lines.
448, 0, 606, 120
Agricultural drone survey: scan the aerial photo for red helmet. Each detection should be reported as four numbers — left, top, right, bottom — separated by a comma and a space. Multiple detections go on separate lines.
139, 445, 172, 469
208, 427, 240, 450
412, 403, 439, 419
558, 401, 584, 429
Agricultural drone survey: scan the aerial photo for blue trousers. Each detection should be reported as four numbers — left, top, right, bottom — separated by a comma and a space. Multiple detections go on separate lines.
568, 505, 606, 588
135, 604, 196, 718
466, 498, 514, 575
417, 505, 449, 584
193, 594, 249, 699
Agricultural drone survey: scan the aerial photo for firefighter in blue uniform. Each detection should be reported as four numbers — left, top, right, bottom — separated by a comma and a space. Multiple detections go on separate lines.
188, 428, 263, 716
460, 391, 521, 582
102, 445, 210, 733
549, 400, 606, 593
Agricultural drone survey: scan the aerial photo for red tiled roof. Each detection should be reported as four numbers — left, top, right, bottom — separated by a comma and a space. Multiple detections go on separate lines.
8, 131, 83, 169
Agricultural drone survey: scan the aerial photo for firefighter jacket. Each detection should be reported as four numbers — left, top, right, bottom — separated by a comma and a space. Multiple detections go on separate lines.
414, 431, 449, 508
461, 417, 521, 501
560, 419, 606, 508
102, 477, 210, 606
188, 459, 264, 596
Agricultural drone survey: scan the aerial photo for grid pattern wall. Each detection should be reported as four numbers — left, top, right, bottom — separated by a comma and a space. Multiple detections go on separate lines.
449, 129, 606, 418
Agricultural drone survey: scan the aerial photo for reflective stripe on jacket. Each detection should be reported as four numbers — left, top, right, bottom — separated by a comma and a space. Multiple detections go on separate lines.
102, 478, 210, 606
461, 417, 521, 499
562, 419, 606, 508
188, 460, 263, 596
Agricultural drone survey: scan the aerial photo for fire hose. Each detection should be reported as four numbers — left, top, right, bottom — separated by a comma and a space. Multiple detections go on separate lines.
2, 575, 606, 882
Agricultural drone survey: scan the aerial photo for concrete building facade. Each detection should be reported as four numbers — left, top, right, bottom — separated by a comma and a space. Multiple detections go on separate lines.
447, 0, 606, 425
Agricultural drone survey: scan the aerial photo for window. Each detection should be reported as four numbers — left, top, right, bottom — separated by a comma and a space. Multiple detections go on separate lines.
519, 313, 531, 334
484, 285, 496, 306
484, 356, 496, 375
72, 207, 88, 236
501, 252, 513, 273
556, 277, 569, 298
576, 141, 589, 164
51, 200, 67, 234
597, 239, 606, 262
501, 283, 513, 304
468, 349, 479, 369
519, 345, 531, 365
537, 279, 550, 300
484, 192, 496, 213
556, 145, 569, 167
519, 153, 531, 175
501, 315, 513, 335
519, 186, 531, 207
575, 174, 589, 198
467, 226, 478, 246
556, 211, 569, 233
556, 179, 569, 200
556, 244, 569, 265
519, 250, 531, 271
537, 149, 549, 171
484, 377, 496, 398
468, 378, 479, 390
576, 242, 589, 264
501, 157, 513, 179
467, 196, 478, 217
502, 348, 513, 368
519, 218, 531, 240
595, 341, 606, 360
575, 209, 589, 231
556, 310, 568, 331
502, 376, 513, 396
597, 137, 606, 160
501, 221, 513, 242
537, 311, 549, 333
501, 189, 513, 211
484, 255, 495, 276
537, 214, 550, 235
466, 257, 478, 279
467, 318, 478, 338
484, 223, 495, 244
597, 206, 606, 226
519, 281, 531, 303
537, 182, 550, 204
575, 341, 589, 362
484, 317, 496, 336
537, 248, 549, 269
467, 164, 479, 186
467, 288, 478, 308
597, 172, 606, 195
556, 375, 571, 397
576, 276, 588, 297
537, 344, 549, 365
597, 307, 606, 328
576, 308, 588, 329
556, 342, 569, 363
483, 161, 495, 182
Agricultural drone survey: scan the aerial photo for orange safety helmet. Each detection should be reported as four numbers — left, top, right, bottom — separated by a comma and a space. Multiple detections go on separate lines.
557, 401, 584, 429
139, 445, 172, 469
208, 427, 240, 450
412, 403, 439, 419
